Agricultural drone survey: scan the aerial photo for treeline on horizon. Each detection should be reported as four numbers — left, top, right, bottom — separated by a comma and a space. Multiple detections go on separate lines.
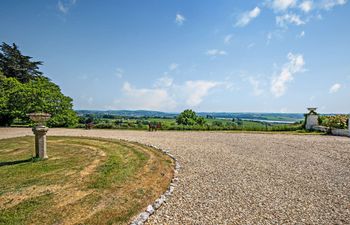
76, 110, 348, 131
75, 110, 305, 121
77, 109, 305, 132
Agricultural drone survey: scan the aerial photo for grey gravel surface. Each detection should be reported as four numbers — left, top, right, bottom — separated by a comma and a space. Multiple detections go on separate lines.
1, 128, 349, 224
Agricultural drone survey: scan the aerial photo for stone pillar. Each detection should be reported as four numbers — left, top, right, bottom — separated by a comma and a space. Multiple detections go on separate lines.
305, 108, 319, 130
32, 126, 49, 159
305, 114, 319, 130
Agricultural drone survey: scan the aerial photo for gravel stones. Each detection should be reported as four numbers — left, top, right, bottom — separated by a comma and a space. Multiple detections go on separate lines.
1, 128, 349, 224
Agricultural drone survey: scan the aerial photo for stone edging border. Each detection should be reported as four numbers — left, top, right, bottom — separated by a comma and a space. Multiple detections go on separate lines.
129, 142, 180, 225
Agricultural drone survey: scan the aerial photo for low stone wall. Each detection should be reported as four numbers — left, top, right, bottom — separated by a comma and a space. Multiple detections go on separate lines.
312, 125, 350, 137
331, 128, 350, 137
313, 126, 328, 132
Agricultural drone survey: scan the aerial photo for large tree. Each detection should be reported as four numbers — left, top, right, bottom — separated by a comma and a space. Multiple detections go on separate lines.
176, 109, 206, 126
0, 42, 43, 83
0, 43, 78, 127
0, 76, 21, 126
0, 76, 78, 127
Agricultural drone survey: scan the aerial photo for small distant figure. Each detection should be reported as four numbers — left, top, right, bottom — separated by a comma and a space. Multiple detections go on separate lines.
85, 122, 93, 130
85, 117, 94, 130
148, 122, 162, 131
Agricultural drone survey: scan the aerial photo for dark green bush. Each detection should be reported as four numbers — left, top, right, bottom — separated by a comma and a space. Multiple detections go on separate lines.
94, 123, 116, 129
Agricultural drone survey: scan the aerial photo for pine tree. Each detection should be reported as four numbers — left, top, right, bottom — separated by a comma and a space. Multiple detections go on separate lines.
0, 42, 43, 83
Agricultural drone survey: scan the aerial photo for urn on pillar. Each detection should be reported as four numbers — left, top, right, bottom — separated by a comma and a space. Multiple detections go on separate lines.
27, 113, 51, 159
305, 107, 319, 130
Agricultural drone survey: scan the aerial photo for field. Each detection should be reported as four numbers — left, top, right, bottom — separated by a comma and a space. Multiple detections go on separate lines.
76, 116, 304, 132
0, 136, 174, 225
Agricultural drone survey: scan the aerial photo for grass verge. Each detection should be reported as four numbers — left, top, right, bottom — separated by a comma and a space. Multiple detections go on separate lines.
0, 136, 174, 225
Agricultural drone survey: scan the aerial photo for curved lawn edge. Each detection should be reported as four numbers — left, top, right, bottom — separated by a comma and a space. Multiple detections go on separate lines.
128, 141, 180, 225
0, 135, 177, 224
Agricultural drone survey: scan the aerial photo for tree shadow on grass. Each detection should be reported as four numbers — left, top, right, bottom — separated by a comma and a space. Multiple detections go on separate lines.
0, 158, 35, 167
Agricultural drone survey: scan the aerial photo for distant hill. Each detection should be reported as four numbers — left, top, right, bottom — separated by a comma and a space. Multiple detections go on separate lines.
198, 112, 304, 122
76, 110, 178, 118
76, 110, 305, 122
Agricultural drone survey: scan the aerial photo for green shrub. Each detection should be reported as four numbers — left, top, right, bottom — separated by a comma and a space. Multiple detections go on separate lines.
212, 121, 223, 126
94, 123, 116, 129
319, 115, 349, 129
74, 124, 86, 129
176, 109, 206, 126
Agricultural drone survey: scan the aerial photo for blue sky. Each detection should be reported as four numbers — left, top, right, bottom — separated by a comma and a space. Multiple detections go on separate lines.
1, 0, 349, 113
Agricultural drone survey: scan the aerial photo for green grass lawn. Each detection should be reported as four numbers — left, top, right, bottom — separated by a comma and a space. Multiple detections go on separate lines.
0, 136, 174, 225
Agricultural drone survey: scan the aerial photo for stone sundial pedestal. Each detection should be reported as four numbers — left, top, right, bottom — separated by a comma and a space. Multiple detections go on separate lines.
28, 113, 51, 159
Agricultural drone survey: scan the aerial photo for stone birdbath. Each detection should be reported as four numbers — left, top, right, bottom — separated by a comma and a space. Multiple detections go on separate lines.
28, 112, 51, 159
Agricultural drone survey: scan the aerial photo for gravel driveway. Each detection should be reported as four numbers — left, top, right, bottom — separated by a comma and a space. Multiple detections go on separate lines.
1, 128, 349, 224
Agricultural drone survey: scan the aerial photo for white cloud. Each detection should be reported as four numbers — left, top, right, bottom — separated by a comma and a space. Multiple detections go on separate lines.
271, 53, 305, 97
235, 7, 261, 27
276, 13, 305, 27
299, 1, 313, 12
320, 0, 347, 10
182, 81, 221, 106
58, 1, 68, 13
297, 30, 305, 38
249, 77, 264, 96
223, 77, 236, 91
269, 0, 297, 11
175, 13, 186, 25
57, 0, 77, 14
224, 34, 233, 44
264, 0, 346, 29
120, 82, 177, 110
329, 83, 341, 93
169, 63, 179, 71
116, 68, 124, 78
206, 49, 227, 57
154, 76, 173, 88
115, 77, 229, 110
